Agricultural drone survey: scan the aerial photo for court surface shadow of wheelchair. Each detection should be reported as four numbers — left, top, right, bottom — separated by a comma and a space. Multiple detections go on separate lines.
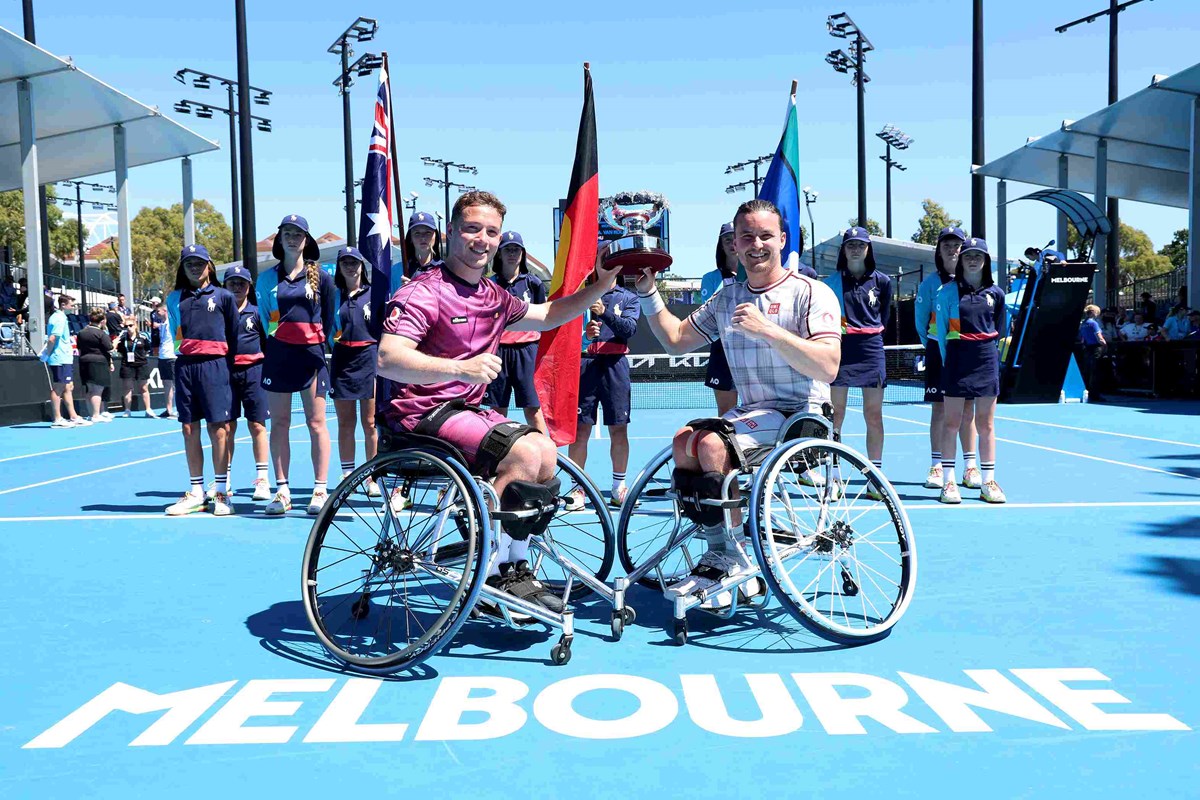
628, 586, 850, 654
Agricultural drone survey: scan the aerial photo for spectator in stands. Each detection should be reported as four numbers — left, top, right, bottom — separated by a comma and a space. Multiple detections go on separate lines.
486, 231, 549, 433
1078, 304, 1107, 403
1163, 305, 1191, 341
566, 272, 641, 508
76, 308, 114, 422
0, 275, 16, 321
149, 297, 178, 418
1144, 323, 1167, 343
1100, 309, 1120, 344
1185, 309, 1200, 339
40, 294, 88, 428
1138, 292, 1159, 323
116, 293, 131, 316
1120, 311, 1150, 341
115, 315, 156, 418
104, 301, 123, 339
403, 211, 443, 280
699, 222, 742, 415
14, 277, 28, 324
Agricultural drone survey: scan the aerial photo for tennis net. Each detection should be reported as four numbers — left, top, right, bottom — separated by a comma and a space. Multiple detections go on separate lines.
628, 344, 927, 410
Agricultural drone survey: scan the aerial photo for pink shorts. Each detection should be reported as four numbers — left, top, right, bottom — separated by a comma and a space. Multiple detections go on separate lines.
400, 406, 511, 471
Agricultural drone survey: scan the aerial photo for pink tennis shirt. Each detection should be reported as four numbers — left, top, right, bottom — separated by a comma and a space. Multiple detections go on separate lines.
380, 265, 529, 428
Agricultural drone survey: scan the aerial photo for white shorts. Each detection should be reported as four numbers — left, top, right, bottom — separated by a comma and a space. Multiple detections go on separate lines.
721, 406, 786, 453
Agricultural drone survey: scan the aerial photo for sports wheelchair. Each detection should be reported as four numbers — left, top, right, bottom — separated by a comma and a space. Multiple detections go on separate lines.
301, 416, 619, 672
612, 408, 917, 645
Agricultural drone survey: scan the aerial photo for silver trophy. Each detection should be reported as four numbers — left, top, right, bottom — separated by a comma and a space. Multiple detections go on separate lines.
600, 190, 673, 276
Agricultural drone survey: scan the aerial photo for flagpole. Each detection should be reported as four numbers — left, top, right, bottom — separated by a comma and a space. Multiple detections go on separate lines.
382, 52, 406, 272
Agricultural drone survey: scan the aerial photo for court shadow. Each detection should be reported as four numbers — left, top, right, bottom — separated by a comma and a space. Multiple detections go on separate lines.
1138, 515, 1200, 539
244, 600, 439, 683
1129, 556, 1200, 598
82, 502, 172, 513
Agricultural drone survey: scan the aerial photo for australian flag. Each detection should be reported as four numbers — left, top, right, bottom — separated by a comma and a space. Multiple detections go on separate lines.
359, 63, 397, 337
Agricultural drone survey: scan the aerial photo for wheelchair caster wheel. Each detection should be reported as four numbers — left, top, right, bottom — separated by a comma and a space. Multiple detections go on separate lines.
621, 606, 636, 625
672, 619, 688, 646
610, 612, 624, 641
840, 569, 859, 597
350, 596, 370, 620
550, 637, 573, 666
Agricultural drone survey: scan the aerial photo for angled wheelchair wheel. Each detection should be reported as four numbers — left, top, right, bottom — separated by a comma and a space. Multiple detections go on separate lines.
302, 449, 490, 673
616, 446, 706, 591
533, 455, 615, 601
750, 439, 916, 645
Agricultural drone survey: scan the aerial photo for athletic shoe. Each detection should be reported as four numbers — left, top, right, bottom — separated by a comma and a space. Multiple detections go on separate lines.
798, 469, 827, 488
980, 480, 1007, 504
666, 549, 752, 602
264, 492, 292, 516
166, 493, 207, 516
50, 419, 72, 429
826, 479, 845, 502
389, 487, 412, 513
923, 464, 944, 489
206, 482, 216, 501
306, 490, 329, 516
144, 410, 159, 419
251, 478, 272, 501
699, 544, 758, 609
71, 417, 92, 427
866, 482, 886, 501
91, 414, 112, 423
165, 410, 179, 420
962, 466, 982, 489
608, 485, 627, 509
211, 492, 234, 517
564, 488, 587, 511
99, 411, 115, 421
506, 561, 566, 613
122, 410, 131, 418
366, 480, 382, 498
939, 480, 962, 505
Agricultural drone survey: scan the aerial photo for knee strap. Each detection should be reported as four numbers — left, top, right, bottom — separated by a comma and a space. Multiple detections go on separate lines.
477, 421, 536, 478
672, 468, 727, 527
500, 477, 562, 540
684, 417, 747, 471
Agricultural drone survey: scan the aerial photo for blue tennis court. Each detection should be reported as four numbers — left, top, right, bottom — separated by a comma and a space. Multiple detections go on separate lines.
1, 397, 1196, 798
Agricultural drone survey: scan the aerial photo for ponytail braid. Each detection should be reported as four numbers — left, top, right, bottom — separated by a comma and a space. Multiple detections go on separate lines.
304, 259, 320, 301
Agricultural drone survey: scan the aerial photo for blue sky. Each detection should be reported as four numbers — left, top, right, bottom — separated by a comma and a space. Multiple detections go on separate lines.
6, 0, 1194, 278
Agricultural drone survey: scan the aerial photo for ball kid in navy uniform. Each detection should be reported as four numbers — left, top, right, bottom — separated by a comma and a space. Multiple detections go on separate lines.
914, 226, 980, 490
221, 265, 271, 502
403, 211, 443, 281
699, 222, 743, 415
486, 231, 548, 434
330, 246, 381, 496
255, 215, 336, 516
934, 237, 1007, 504
164, 244, 239, 517
824, 226, 891, 496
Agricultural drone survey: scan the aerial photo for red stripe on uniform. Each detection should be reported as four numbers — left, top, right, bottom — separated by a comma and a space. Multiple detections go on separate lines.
959, 331, 998, 341
180, 339, 229, 356
274, 321, 326, 345
234, 353, 264, 366
585, 341, 629, 356
844, 326, 885, 335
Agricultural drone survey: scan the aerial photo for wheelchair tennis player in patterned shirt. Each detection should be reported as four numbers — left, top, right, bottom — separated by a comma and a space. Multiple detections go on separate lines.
376, 190, 622, 612
631, 198, 842, 606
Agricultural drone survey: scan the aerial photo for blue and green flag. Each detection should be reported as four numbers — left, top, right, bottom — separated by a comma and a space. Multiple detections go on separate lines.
757, 88, 807, 274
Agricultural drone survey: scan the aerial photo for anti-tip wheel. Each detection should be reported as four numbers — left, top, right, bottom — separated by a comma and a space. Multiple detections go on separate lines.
672, 619, 688, 646
550, 641, 572, 666
621, 606, 637, 625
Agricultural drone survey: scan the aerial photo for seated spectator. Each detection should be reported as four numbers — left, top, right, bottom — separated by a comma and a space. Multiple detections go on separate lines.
1120, 311, 1150, 342
1163, 305, 1191, 341
1138, 292, 1159, 323
104, 302, 123, 339
1100, 309, 1119, 343
13, 277, 28, 324
1185, 310, 1200, 340
1145, 323, 1167, 342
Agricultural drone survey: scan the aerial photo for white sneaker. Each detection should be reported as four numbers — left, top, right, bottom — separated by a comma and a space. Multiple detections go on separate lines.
100, 411, 114, 421
389, 487, 412, 513
50, 419, 72, 429
251, 478, 272, 501
264, 491, 292, 516
608, 485, 627, 509
366, 480, 382, 498
866, 482, 886, 501
826, 479, 845, 502
71, 417, 92, 427
666, 549, 752, 602
939, 480, 962, 505
306, 490, 329, 516
980, 480, 1007, 504
564, 488, 587, 511
211, 492, 235, 517
798, 469, 827, 488
165, 410, 179, 419
144, 410, 159, 419
924, 464, 944, 489
962, 467, 982, 490
205, 481, 217, 501
166, 492, 207, 516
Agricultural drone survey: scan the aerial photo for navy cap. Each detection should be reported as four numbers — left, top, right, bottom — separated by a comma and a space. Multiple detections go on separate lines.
409, 211, 437, 231
719, 222, 735, 237
841, 226, 871, 244
337, 246, 367, 265
937, 226, 967, 243
179, 243, 212, 264
273, 214, 321, 261
499, 231, 525, 250
223, 264, 252, 283
961, 237, 989, 254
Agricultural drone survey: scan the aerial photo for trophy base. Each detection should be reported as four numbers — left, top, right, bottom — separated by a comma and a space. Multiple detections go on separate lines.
603, 235, 673, 276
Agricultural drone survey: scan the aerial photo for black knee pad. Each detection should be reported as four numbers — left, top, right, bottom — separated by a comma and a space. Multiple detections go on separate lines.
500, 477, 561, 540
672, 468, 727, 527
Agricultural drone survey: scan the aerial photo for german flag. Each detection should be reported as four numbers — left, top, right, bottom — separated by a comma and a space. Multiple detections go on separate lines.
534, 63, 599, 446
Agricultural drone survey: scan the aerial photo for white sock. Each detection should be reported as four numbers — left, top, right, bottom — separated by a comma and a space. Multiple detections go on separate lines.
256, 462, 268, 481
215, 476, 227, 495
871, 459, 883, 473
702, 524, 728, 553
942, 461, 957, 486
508, 536, 530, 565
963, 451, 978, 470
276, 479, 290, 497
340, 460, 354, 477
313, 480, 327, 496
981, 461, 995, 484
189, 476, 204, 498
931, 450, 942, 468
611, 470, 626, 494
488, 532, 514, 577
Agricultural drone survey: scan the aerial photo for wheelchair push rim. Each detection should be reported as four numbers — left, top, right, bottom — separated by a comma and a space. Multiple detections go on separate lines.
535, 454, 615, 601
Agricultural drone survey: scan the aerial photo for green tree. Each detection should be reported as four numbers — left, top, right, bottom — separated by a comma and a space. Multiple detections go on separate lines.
847, 217, 883, 237
1116, 222, 1170, 283
0, 186, 89, 265
124, 200, 232, 299
911, 199, 963, 246
1158, 228, 1188, 269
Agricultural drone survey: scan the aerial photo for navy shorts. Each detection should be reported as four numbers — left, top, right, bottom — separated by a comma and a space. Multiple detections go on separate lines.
578, 353, 631, 426
831, 334, 887, 389
704, 340, 735, 392
231, 362, 269, 423
942, 340, 1000, 399
922, 341, 943, 403
486, 343, 540, 409
48, 364, 73, 385
176, 357, 233, 424
330, 343, 378, 401
262, 338, 329, 395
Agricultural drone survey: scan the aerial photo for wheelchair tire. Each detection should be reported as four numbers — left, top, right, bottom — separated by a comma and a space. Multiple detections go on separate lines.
616, 446, 707, 591
750, 439, 916, 645
536, 455, 615, 601
302, 449, 490, 673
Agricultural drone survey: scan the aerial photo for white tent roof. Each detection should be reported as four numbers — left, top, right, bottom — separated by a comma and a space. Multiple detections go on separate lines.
803, 234, 938, 295
0, 26, 218, 191
976, 63, 1200, 209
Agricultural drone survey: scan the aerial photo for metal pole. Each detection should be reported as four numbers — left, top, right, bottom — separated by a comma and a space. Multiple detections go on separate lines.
884, 142, 893, 238
18, 78, 44, 351
997, 179, 1007, 292
1188, 97, 1200, 311
182, 156, 195, 247
806, 201, 817, 270
341, 41, 357, 246
227, 83, 240, 255
75, 183, 87, 311
1056, 154, 1070, 252
1105, 0, 1120, 308
114, 124, 132, 302
443, 164, 451, 231
855, 33, 867, 227
235, 0, 258, 278
1094, 138, 1109, 302
22, 0, 55, 288
971, 0, 986, 237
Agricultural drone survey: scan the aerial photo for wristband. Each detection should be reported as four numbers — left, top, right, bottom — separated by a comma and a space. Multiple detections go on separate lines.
639, 291, 665, 316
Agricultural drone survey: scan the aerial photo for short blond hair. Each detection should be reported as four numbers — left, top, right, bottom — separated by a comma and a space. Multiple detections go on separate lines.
1084, 304, 1100, 317
450, 190, 507, 228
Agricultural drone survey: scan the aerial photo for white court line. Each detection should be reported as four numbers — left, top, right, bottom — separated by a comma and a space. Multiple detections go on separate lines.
991, 414, 1200, 449
0, 428, 178, 464
872, 409, 1200, 483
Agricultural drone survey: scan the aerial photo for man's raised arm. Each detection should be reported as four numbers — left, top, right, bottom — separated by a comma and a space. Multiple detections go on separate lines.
377, 335, 501, 386
630, 267, 709, 356
509, 250, 621, 333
